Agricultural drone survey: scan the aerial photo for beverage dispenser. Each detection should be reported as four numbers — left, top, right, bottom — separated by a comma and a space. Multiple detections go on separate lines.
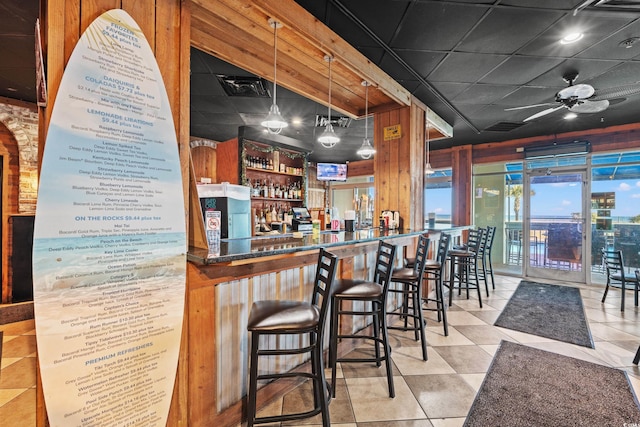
197, 182, 251, 239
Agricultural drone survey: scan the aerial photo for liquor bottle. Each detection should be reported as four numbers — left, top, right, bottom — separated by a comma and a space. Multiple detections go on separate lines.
269, 180, 275, 198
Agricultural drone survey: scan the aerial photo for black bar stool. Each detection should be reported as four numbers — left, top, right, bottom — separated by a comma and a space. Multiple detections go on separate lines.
246, 248, 338, 427
388, 234, 430, 361
423, 233, 451, 336
329, 240, 397, 398
446, 228, 483, 308
478, 226, 496, 291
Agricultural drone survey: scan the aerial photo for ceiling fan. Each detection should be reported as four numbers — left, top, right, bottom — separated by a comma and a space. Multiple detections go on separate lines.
506, 72, 640, 122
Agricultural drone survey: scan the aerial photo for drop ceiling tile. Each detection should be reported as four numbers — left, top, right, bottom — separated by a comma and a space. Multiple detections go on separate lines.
480, 56, 564, 85
526, 58, 621, 86
429, 52, 508, 83
458, 8, 562, 54
453, 84, 518, 104
395, 50, 447, 79
390, 2, 488, 50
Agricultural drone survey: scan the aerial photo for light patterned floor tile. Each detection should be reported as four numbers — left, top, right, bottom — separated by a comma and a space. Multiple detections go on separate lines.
346, 376, 426, 422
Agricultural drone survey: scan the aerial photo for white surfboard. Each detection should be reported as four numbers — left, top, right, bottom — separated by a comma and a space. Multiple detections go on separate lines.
33, 9, 185, 427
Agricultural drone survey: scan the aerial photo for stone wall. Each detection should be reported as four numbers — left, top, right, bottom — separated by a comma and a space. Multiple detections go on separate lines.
0, 98, 39, 213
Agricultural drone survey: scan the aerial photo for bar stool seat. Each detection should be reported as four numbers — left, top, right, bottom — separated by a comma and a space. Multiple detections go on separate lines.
329, 241, 397, 398
246, 249, 338, 427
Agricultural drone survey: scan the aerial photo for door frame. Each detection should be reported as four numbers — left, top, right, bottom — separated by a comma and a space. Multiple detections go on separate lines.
523, 165, 590, 283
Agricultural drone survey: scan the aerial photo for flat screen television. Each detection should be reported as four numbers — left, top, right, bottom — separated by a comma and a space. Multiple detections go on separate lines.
317, 162, 347, 181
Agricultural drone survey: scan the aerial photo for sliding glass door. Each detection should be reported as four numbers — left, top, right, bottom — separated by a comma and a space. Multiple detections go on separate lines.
524, 168, 587, 283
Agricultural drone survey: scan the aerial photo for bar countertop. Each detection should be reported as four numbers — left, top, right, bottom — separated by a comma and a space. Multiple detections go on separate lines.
188, 224, 469, 265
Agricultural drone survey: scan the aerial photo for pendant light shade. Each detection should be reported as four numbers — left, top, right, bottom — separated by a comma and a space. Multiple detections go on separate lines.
425, 111, 435, 175
261, 19, 288, 134
318, 55, 340, 148
357, 81, 376, 159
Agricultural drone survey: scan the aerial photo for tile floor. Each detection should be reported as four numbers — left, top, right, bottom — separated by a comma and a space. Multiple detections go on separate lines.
1, 274, 639, 426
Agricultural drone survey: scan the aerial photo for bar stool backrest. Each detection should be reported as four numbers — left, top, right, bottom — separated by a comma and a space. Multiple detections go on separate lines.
482, 226, 496, 254
375, 241, 397, 294
467, 228, 483, 253
602, 249, 625, 280
312, 249, 339, 328
436, 233, 451, 265
412, 234, 431, 278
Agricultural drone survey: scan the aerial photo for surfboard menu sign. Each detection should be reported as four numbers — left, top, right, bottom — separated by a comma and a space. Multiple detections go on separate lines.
33, 9, 186, 426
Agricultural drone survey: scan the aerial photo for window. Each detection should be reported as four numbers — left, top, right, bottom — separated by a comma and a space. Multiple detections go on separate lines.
425, 169, 452, 226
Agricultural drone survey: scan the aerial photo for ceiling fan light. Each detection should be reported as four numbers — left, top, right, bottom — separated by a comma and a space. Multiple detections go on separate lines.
357, 138, 375, 159
318, 123, 340, 148
261, 103, 288, 134
564, 112, 578, 120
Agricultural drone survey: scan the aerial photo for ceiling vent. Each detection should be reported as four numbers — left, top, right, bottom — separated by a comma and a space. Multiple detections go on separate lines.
315, 115, 352, 128
216, 75, 271, 97
484, 121, 527, 132
524, 141, 591, 159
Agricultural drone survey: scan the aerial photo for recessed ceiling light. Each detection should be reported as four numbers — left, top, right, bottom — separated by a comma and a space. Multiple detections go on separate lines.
7, 87, 17, 92
561, 32, 583, 44
291, 118, 303, 126
564, 112, 578, 120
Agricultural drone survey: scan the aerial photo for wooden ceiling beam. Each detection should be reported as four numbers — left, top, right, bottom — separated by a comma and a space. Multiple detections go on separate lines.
190, 0, 411, 119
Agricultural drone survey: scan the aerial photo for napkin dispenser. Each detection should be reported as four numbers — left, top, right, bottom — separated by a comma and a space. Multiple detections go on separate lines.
380, 210, 401, 230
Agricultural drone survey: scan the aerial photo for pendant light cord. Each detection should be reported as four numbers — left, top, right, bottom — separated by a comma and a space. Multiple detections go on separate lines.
364, 82, 368, 140
272, 22, 278, 107
327, 57, 332, 124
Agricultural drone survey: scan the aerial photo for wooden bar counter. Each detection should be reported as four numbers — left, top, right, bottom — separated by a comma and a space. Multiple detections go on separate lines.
185, 226, 468, 426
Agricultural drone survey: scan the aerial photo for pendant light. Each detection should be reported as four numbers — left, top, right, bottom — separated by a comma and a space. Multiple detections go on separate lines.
261, 18, 288, 134
357, 80, 376, 159
318, 55, 340, 148
425, 111, 435, 175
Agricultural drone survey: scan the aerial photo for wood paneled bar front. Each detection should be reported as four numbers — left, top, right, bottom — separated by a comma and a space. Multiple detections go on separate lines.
186, 226, 469, 426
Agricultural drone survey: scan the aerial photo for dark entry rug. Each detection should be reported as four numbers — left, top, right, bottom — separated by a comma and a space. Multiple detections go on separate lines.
494, 280, 593, 348
464, 340, 640, 427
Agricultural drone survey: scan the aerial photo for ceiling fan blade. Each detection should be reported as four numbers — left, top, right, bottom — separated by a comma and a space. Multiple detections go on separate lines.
591, 83, 640, 100
570, 99, 609, 113
523, 105, 565, 122
505, 102, 555, 111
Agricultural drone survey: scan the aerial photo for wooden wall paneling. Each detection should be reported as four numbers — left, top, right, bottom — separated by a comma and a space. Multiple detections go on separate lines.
451, 146, 472, 227
396, 107, 410, 226
187, 267, 217, 426
80, 1, 119, 33
215, 139, 240, 184
346, 159, 373, 177
388, 109, 401, 212
410, 102, 426, 231
123, 0, 155, 45
0, 125, 21, 303
374, 110, 390, 216
191, 145, 217, 182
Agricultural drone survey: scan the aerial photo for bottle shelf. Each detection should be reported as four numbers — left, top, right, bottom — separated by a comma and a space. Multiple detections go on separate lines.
251, 196, 303, 202
246, 166, 303, 177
